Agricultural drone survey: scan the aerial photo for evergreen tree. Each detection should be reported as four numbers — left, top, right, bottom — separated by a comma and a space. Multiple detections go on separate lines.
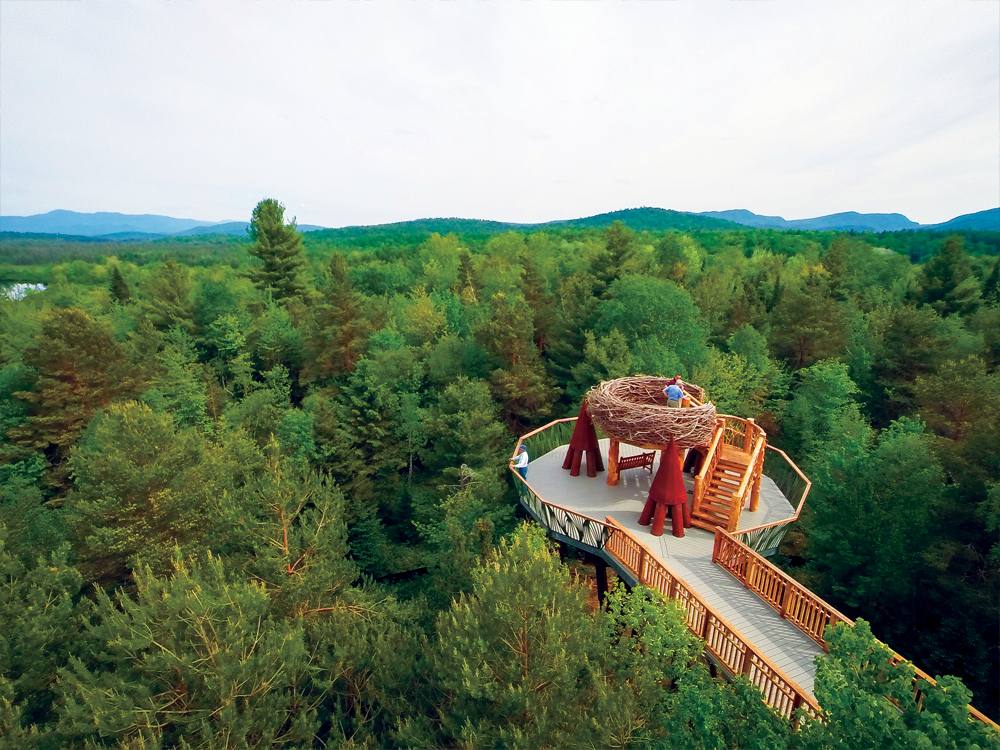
420, 376, 508, 478
918, 235, 981, 317
429, 523, 613, 748
247, 198, 307, 304
65, 402, 244, 585
0, 529, 89, 732
108, 265, 131, 305
797, 619, 1000, 750
57, 554, 320, 747
140, 259, 197, 334
300, 254, 370, 384
7, 308, 142, 481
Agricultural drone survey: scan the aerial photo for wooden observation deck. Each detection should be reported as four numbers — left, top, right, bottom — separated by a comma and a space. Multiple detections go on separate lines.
510, 410, 997, 728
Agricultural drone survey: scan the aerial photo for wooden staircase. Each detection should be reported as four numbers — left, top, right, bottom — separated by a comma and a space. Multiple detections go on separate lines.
690, 449, 751, 532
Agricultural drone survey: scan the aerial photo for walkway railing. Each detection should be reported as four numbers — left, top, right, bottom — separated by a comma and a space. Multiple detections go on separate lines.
605, 517, 820, 722
714, 528, 851, 651
713, 528, 998, 729
730, 445, 811, 555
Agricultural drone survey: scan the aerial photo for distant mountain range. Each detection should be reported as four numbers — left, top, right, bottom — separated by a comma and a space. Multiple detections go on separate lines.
0, 210, 325, 238
694, 208, 999, 232
1, 207, 996, 240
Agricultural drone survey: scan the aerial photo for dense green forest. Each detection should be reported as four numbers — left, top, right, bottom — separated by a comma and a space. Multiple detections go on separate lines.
1, 201, 998, 747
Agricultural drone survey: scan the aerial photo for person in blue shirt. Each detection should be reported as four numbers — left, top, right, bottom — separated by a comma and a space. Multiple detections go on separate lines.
664, 377, 685, 407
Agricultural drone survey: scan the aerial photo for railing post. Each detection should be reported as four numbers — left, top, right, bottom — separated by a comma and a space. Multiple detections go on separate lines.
638, 545, 647, 584
779, 581, 792, 620
712, 528, 722, 564
744, 418, 755, 452
744, 554, 754, 589
740, 646, 752, 677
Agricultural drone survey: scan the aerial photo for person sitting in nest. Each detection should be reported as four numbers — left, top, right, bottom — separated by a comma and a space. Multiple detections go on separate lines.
663, 376, 685, 408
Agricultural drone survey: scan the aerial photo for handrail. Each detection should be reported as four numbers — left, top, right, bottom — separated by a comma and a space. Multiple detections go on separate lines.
714, 528, 852, 650
725, 434, 767, 531
713, 528, 999, 730
693, 419, 725, 514
731, 445, 811, 547
516, 417, 577, 444
605, 517, 820, 722
763, 445, 812, 516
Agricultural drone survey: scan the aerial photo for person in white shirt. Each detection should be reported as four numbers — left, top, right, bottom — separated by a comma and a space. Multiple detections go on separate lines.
513, 445, 529, 479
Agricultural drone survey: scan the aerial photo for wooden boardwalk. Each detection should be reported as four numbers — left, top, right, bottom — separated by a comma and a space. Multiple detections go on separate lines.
526, 439, 824, 697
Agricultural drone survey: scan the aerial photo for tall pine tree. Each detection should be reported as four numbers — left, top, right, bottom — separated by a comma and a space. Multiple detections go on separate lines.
247, 198, 307, 304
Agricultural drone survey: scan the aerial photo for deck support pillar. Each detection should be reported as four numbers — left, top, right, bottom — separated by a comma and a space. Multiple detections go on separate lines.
595, 558, 609, 606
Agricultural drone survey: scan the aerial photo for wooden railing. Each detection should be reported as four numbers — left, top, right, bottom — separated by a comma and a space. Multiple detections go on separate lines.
692, 419, 725, 516
605, 518, 819, 721
714, 528, 851, 650
722, 434, 766, 531
713, 528, 999, 729
693, 416, 767, 532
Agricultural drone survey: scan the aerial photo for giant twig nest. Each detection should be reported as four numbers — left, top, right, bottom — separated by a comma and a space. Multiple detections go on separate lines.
586, 377, 717, 449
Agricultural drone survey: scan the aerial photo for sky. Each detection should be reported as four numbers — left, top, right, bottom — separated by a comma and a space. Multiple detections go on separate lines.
1, 0, 998, 229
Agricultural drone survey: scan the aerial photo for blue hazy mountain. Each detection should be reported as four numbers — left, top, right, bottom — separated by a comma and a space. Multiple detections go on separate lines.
1, 207, 996, 239
926, 208, 1000, 231
0, 210, 238, 236
696, 208, 998, 232
172, 221, 327, 236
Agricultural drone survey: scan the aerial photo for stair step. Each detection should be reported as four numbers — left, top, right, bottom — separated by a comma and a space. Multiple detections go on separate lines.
710, 476, 740, 487
690, 518, 725, 532
702, 501, 733, 513
706, 484, 737, 495
713, 471, 743, 481
712, 472, 743, 482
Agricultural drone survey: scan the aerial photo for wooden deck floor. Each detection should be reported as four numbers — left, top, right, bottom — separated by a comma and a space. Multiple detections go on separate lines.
526, 439, 823, 697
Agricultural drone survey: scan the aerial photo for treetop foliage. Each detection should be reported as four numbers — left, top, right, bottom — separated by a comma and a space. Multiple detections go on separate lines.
1, 202, 998, 744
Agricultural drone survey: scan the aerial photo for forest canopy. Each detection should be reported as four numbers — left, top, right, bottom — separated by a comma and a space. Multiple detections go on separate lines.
1, 203, 998, 746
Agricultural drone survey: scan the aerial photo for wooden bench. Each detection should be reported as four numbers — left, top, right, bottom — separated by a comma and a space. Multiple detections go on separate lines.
617, 451, 656, 475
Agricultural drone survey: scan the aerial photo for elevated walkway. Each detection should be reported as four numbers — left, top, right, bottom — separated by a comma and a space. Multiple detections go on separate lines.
513, 412, 998, 730
524, 438, 821, 696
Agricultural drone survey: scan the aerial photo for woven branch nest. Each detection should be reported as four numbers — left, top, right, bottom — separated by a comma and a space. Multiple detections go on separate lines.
586, 377, 717, 449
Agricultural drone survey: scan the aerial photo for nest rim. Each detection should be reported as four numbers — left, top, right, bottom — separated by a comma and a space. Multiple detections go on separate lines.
585, 376, 717, 449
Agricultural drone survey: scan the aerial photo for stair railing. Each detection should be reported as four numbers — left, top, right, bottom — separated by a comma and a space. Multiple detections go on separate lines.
693, 418, 726, 516
724, 433, 767, 532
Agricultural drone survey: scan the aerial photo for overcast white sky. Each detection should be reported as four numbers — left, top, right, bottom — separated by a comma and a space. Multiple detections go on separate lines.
1, 0, 997, 228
